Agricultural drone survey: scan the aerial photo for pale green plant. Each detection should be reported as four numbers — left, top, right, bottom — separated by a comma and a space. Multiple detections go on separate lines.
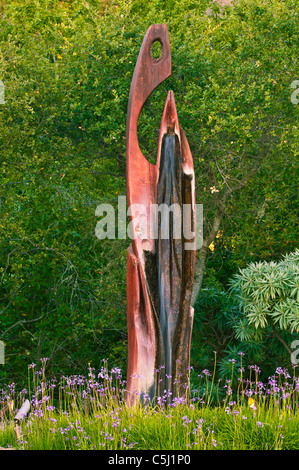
230, 251, 299, 347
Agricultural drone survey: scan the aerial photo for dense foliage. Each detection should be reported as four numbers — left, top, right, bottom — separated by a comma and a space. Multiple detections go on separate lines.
229, 250, 299, 357
0, 0, 298, 387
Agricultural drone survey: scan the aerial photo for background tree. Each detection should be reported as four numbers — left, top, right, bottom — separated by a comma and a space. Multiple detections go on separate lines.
0, 0, 298, 386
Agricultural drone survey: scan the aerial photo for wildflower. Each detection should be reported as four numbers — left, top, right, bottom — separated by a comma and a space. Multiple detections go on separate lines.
249, 365, 261, 374
257, 381, 265, 391
128, 442, 137, 449
142, 393, 150, 403
8, 383, 15, 393
276, 367, 284, 374
171, 396, 186, 406
248, 397, 257, 409
182, 415, 191, 425
42, 395, 50, 403
257, 421, 264, 428
196, 418, 205, 427
210, 186, 219, 194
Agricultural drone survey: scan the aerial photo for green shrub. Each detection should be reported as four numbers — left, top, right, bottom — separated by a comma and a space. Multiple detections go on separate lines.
229, 250, 299, 356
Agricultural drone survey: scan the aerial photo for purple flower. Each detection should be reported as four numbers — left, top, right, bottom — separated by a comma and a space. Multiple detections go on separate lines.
275, 367, 291, 379
182, 415, 191, 424
8, 383, 15, 392
249, 365, 261, 373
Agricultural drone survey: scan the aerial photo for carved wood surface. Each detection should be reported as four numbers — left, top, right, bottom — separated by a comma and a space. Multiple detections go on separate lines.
126, 24, 195, 405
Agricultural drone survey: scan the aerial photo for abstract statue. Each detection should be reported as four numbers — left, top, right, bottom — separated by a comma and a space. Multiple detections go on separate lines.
126, 24, 196, 406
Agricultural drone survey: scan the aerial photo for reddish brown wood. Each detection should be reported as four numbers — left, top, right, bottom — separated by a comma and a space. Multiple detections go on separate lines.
126, 25, 195, 406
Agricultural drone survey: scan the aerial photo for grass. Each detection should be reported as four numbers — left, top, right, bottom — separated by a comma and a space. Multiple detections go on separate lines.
0, 357, 299, 450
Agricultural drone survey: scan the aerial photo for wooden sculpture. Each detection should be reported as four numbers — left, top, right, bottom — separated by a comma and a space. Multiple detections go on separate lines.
126, 24, 196, 405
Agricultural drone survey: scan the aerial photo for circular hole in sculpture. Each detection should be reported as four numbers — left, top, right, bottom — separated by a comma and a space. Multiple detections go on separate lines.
151, 39, 162, 61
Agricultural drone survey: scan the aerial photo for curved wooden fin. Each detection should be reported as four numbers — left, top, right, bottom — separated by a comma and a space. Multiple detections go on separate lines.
126, 24, 171, 161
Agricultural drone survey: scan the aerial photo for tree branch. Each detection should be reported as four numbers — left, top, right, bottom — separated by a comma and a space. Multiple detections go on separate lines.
191, 157, 263, 306
270, 324, 292, 356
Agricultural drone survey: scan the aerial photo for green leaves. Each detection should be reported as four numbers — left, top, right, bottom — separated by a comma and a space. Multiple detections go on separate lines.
271, 299, 299, 333
229, 250, 299, 334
